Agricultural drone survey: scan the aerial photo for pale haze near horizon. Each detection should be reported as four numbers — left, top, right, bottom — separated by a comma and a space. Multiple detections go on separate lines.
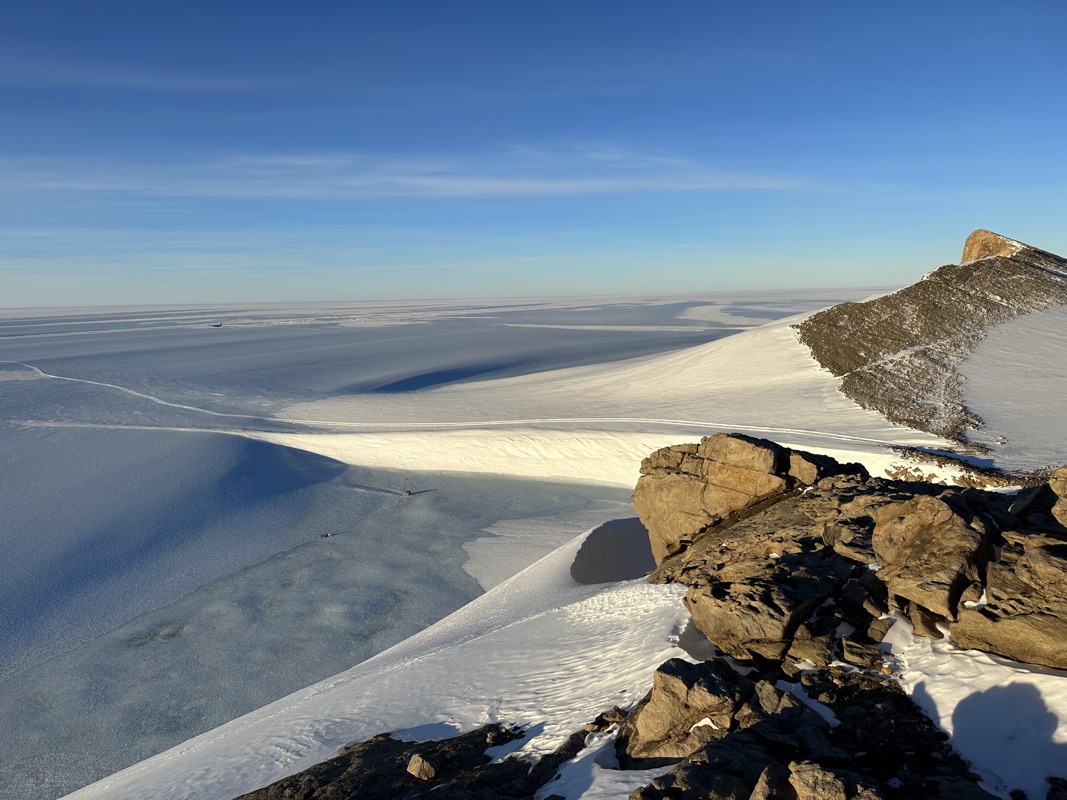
2, 1, 1065, 308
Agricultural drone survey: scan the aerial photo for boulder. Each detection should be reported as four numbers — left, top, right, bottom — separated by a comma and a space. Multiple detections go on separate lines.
787, 761, 883, 800
951, 530, 1067, 669
684, 544, 854, 662
633, 433, 861, 564
615, 658, 752, 765
960, 228, 1024, 262
872, 495, 991, 623
406, 753, 437, 781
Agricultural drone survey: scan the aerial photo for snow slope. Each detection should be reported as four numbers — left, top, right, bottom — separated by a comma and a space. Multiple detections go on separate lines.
4, 292, 1065, 799
256, 321, 953, 487
958, 305, 1067, 470
64, 529, 692, 800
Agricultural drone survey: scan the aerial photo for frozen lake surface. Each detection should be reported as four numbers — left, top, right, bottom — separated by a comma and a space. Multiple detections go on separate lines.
0, 292, 874, 799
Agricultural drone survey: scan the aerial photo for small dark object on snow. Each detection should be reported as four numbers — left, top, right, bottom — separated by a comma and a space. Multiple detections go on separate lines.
401, 490, 412, 497
210, 323, 223, 328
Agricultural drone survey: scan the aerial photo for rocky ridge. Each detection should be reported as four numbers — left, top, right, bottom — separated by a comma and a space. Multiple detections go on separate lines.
793, 230, 1067, 442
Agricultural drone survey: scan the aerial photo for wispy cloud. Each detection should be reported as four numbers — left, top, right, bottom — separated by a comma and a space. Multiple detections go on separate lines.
0, 147, 808, 201
0, 49, 288, 94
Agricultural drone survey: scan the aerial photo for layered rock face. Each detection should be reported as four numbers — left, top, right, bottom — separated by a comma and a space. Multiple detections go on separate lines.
632, 433, 867, 564
793, 230, 1067, 441
639, 434, 1067, 671
620, 433, 1067, 798
619, 660, 993, 800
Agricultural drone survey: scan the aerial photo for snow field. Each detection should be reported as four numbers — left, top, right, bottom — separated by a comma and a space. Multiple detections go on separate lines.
64, 530, 692, 800
3, 294, 1065, 799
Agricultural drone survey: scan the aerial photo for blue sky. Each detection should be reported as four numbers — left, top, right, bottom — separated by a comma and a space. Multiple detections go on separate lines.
2, 1, 1065, 307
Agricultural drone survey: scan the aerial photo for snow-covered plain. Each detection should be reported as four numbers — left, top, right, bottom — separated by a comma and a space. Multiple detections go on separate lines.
2, 291, 1065, 799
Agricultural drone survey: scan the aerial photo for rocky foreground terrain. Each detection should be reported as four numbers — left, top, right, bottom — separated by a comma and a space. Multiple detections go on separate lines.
794, 229, 1067, 442
238, 433, 1067, 800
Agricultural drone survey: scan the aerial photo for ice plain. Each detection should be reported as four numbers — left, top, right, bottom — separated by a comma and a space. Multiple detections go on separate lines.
3, 291, 1065, 800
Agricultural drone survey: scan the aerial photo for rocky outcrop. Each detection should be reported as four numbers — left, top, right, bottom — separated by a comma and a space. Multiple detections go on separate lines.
232, 724, 521, 799
233, 712, 630, 800
872, 495, 992, 622
624, 662, 995, 799
632, 433, 866, 564
794, 230, 1067, 441
615, 658, 756, 764
952, 530, 1067, 670
646, 435, 1067, 671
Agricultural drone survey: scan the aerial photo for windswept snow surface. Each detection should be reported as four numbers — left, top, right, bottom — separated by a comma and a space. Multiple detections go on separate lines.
65, 531, 692, 800
5, 291, 1065, 799
958, 305, 1067, 470
884, 619, 1067, 799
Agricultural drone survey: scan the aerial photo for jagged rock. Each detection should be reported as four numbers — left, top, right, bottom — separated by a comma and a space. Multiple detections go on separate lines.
951, 530, 1067, 669
629, 663, 994, 799
649, 479, 881, 664
787, 760, 883, 800
684, 543, 855, 662
872, 495, 991, 623
794, 231, 1067, 441
840, 638, 882, 669
908, 601, 946, 639
749, 764, 795, 800
406, 753, 437, 780
615, 658, 752, 765
1052, 466, 1067, 527
960, 228, 1025, 262
632, 434, 864, 564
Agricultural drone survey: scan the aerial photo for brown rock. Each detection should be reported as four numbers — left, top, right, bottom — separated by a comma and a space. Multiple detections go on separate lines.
697, 433, 785, 473
872, 495, 990, 622
633, 434, 864, 565
406, 753, 437, 781
908, 603, 945, 640
616, 658, 751, 764
1051, 466, 1067, 527
788, 761, 848, 800
951, 530, 1067, 669
632, 472, 713, 563
960, 229, 1024, 262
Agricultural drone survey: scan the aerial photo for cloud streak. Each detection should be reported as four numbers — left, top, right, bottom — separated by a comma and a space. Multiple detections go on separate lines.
0, 148, 808, 201
0, 49, 288, 95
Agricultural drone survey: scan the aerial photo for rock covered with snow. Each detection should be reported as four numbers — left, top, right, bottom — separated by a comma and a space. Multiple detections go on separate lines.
794, 230, 1067, 441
